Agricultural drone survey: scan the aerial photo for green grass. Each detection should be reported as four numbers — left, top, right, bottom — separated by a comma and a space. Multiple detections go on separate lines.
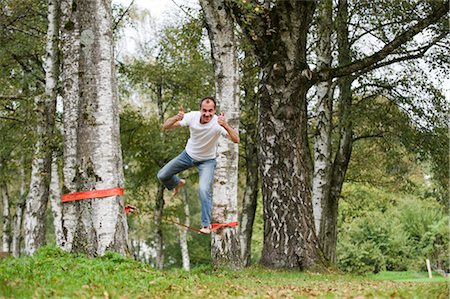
0, 246, 448, 298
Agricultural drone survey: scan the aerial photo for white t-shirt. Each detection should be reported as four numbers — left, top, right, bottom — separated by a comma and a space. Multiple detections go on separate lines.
179, 111, 228, 161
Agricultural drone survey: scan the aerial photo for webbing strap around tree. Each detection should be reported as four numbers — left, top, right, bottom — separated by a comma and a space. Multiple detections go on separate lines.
210, 222, 239, 231
62, 187, 136, 214
61, 187, 124, 203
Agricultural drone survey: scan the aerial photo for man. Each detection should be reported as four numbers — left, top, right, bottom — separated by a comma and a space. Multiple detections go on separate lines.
157, 96, 239, 234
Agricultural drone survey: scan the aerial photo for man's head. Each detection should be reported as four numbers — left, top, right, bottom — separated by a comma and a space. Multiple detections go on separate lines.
199, 96, 216, 124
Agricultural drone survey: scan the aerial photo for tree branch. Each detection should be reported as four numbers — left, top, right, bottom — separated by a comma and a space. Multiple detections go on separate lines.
349, 20, 401, 45
352, 35, 444, 77
113, 0, 136, 31
0, 116, 25, 123
317, 0, 449, 82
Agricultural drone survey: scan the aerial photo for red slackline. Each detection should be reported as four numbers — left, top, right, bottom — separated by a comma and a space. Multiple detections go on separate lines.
62, 187, 124, 202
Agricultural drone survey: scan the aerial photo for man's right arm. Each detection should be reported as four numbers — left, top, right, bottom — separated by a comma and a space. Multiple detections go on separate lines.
161, 109, 184, 130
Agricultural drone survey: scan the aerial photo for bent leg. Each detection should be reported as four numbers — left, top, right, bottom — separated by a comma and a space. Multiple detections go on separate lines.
157, 151, 193, 190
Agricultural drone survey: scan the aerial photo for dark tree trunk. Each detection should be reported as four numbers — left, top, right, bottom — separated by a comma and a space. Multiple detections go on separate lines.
239, 120, 259, 266
255, 1, 326, 270
154, 183, 165, 269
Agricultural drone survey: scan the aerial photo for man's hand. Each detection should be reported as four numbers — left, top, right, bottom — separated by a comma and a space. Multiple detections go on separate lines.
218, 112, 226, 127
176, 106, 185, 121
162, 106, 184, 130
218, 112, 240, 144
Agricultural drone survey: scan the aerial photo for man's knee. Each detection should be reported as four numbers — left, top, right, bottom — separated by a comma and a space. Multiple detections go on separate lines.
157, 169, 166, 181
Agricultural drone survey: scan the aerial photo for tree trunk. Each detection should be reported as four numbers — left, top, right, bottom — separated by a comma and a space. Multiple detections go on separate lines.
200, 0, 242, 269
49, 157, 64, 247
60, 0, 128, 256
1, 184, 11, 253
254, 1, 326, 270
178, 188, 190, 271
318, 0, 353, 263
23, 94, 53, 255
24, 0, 59, 255
226, 0, 447, 270
12, 160, 27, 257
238, 47, 259, 267
154, 183, 164, 269
239, 120, 259, 266
312, 0, 334, 237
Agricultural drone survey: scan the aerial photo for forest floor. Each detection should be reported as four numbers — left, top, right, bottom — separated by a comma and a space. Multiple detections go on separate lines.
0, 246, 448, 298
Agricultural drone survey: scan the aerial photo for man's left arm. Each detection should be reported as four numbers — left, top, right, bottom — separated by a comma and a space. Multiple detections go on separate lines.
218, 112, 240, 144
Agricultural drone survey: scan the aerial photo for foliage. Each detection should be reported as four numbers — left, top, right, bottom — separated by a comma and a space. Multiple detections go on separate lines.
119, 13, 213, 115
118, 12, 215, 268
0, 0, 46, 224
0, 246, 448, 298
337, 183, 449, 274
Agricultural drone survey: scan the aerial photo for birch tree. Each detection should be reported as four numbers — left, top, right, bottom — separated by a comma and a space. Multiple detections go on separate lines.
318, 0, 353, 263
315, 0, 449, 263
12, 161, 27, 257
178, 188, 191, 271
312, 0, 333, 236
60, 0, 128, 256
1, 183, 10, 252
200, 0, 242, 269
23, 0, 59, 255
49, 157, 64, 247
226, 0, 448, 270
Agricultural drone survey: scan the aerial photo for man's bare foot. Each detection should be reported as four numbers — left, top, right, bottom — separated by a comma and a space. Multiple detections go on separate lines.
173, 179, 186, 196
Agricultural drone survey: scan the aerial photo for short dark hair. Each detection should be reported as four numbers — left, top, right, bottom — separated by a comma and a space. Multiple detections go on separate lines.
200, 96, 216, 109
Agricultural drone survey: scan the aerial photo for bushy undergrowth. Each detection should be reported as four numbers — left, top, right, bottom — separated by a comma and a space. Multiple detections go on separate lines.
0, 246, 448, 298
337, 183, 448, 274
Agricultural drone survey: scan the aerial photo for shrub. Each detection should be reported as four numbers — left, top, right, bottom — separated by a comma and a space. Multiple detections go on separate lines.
337, 184, 448, 274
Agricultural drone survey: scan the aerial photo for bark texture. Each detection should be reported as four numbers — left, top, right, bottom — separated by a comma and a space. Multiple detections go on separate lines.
200, 0, 242, 269
49, 157, 65, 247
238, 48, 259, 267
24, 0, 59, 255
239, 119, 258, 266
154, 184, 164, 269
1, 184, 10, 252
312, 0, 333, 236
318, 0, 353, 263
60, 0, 128, 256
251, 1, 326, 270
12, 161, 27, 257
178, 188, 190, 271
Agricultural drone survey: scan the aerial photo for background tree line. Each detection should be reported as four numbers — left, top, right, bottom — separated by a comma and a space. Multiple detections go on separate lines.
0, 0, 448, 273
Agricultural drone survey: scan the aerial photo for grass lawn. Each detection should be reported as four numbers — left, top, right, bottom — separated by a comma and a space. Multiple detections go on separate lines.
0, 247, 448, 298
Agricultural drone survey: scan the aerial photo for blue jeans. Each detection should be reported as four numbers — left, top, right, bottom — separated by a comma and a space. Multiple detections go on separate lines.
157, 150, 216, 227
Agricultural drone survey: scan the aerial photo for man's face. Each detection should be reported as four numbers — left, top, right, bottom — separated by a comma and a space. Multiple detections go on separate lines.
200, 100, 216, 124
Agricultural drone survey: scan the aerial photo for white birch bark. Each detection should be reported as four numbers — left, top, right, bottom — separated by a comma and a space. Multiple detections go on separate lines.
49, 157, 64, 247
178, 188, 190, 271
200, 0, 242, 269
24, 0, 59, 255
12, 160, 26, 257
1, 184, 10, 252
60, 0, 128, 256
60, 0, 80, 251
312, 0, 334, 236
